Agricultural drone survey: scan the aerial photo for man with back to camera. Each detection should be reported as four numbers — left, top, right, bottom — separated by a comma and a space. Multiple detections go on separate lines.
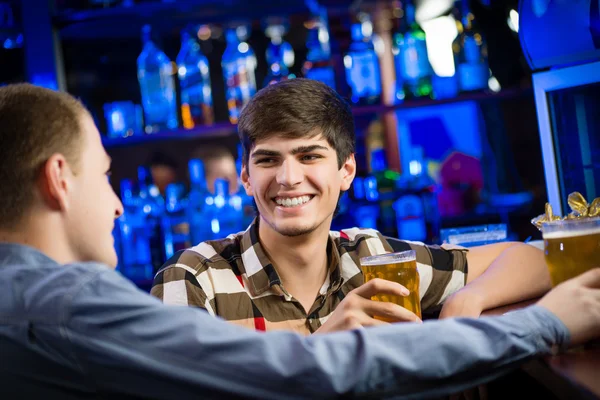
1, 83, 600, 399
153, 78, 555, 334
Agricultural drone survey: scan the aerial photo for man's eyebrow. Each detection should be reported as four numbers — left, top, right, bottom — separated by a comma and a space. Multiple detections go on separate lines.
290, 145, 329, 155
251, 149, 281, 158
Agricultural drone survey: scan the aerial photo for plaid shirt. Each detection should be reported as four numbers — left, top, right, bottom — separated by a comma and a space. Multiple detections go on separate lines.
151, 219, 468, 334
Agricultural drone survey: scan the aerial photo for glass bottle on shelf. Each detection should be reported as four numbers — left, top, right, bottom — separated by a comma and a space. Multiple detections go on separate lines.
162, 183, 192, 260
176, 29, 214, 129
264, 23, 295, 86
302, 11, 336, 90
222, 27, 257, 124
209, 179, 242, 238
137, 165, 166, 273
391, 0, 406, 103
137, 24, 178, 133
117, 179, 154, 282
187, 159, 213, 244
236, 25, 258, 94
233, 144, 256, 230
452, 0, 490, 92
398, 1, 433, 99
344, 20, 382, 105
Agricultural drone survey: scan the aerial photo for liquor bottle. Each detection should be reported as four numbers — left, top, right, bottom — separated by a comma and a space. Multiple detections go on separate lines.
452, 0, 490, 92
233, 144, 256, 230
209, 179, 242, 238
187, 159, 213, 244
117, 179, 154, 282
398, 1, 433, 99
137, 24, 178, 133
222, 28, 257, 124
137, 165, 166, 273
264, 23, 295, 86
176, 30, 214, 128
236, 25, 258, 93
162, 183, 192, 259
390, 0, 406, 103
302, 12, 336, 90
344, 21, 382, 105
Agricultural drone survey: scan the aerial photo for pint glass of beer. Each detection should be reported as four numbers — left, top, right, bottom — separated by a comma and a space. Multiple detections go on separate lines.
359, 250, 421, 320
542, 217, 600, 287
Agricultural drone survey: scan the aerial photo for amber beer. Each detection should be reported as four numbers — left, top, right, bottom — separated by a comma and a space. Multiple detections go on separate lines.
360, 250, 421, 321
542, 218, 600, 287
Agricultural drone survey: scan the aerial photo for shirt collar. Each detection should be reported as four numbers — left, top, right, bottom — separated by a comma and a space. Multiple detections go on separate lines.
0, 242, 59, 267
240, 219, 344, 297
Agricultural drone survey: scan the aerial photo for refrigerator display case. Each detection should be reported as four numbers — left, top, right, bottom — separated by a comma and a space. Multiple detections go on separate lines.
520, 0, 600, 216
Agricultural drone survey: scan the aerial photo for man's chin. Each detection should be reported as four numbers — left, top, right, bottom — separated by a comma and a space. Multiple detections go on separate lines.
275, 224, 318, 237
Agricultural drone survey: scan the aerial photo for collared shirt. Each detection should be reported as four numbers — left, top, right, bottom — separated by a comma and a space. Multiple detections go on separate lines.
0, 242, 569, 399
151, 219, 469, 334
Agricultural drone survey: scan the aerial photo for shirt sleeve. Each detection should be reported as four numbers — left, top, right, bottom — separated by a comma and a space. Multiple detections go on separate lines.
65, 268, 569, 399
385, 236, 469, 312
150, 250, 214, 314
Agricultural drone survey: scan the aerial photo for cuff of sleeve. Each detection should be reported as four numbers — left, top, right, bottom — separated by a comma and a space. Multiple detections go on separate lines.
504, 305, 571, 354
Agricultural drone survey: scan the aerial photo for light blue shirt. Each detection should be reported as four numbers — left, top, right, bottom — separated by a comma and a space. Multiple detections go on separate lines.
0, 243, 569, 399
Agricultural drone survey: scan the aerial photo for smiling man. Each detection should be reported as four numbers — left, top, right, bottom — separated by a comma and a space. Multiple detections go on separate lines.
152, 78, 552, 334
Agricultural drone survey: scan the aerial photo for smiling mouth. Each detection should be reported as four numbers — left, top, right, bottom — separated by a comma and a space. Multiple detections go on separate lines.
273, 195, 314, 208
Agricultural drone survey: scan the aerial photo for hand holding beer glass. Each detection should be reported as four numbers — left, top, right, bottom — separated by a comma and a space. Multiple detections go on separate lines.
542, 217, 600, 287
360, 250, 422, 321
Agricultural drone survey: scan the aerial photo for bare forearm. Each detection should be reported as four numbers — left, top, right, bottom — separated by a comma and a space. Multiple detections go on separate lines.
464, 243, 552, 310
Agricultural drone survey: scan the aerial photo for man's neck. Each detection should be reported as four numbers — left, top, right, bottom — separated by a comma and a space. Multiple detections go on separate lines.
0, 212, 72, 265
258, 218, 332, 313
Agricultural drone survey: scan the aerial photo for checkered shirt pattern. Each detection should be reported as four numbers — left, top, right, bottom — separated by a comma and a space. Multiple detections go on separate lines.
151, 219, 468, 334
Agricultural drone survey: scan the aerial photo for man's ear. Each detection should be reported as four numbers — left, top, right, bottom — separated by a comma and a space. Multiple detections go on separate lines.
240, 164, 253, 197
37, 153, 74, 212
340, 154, 356, 192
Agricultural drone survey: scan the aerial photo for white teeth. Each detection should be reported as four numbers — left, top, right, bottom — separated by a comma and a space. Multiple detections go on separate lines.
275, 195, 311, 208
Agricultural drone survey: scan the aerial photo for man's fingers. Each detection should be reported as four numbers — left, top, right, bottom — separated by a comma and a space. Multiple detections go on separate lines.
360, 297, 422, 323
353, 278, 410, 299
354, 314, 389, 327
572, 268, 600, 288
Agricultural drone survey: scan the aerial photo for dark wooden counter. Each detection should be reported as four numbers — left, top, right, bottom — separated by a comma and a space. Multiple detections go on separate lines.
482, 299, 600, 399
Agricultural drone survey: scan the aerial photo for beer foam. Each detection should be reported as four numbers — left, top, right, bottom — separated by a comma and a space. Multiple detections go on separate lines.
360, 253, 416, 266
543, 227, 600, 239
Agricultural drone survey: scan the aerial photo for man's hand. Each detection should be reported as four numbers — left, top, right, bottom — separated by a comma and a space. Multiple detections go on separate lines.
538, 268, 600, 346
315, 278, 422, 334
439, 289, 486, 319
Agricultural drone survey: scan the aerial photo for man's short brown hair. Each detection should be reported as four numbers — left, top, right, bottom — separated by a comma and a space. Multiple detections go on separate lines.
237, 78, 356, 169
0, 83, 87, 229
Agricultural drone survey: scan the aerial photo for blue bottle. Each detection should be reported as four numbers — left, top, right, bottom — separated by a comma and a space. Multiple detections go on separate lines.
303, 15, 336, 90
137, 24, 178, 133
162, 183, 192, 259
452, 0, 490, 92
233, 144, 255, 230
210, 179, 242, 238
222, 28, 257, 124
118, 179, 154, 282
264, 23, 294, 86
187, 159, 213, 244
176, 30, 214, 128
137, 166, 165, 273
344, 22, 382, 105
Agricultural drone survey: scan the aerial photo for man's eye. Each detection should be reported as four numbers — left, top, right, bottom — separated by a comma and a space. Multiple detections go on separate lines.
255, 158, 275, 164
301, 154, 322, 161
